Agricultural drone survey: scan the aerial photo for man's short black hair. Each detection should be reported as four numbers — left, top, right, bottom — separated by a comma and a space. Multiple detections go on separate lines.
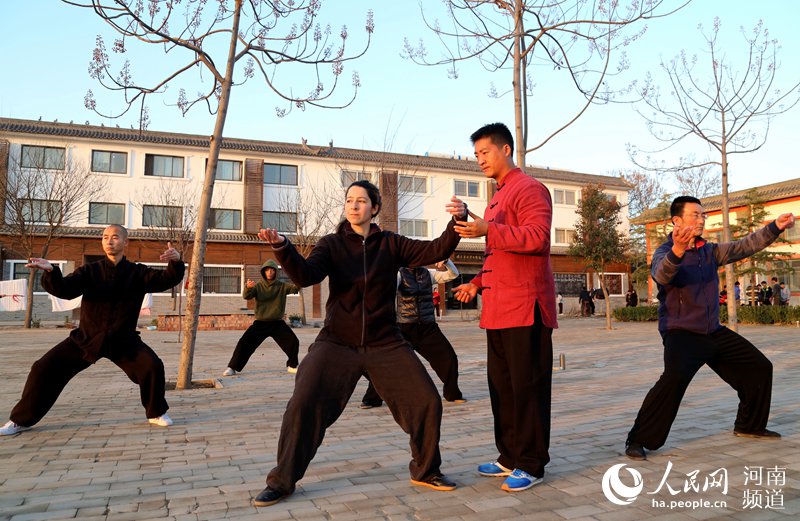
771, 277, 778, 282
670, 196, 702, 218
470, 122, 514, 156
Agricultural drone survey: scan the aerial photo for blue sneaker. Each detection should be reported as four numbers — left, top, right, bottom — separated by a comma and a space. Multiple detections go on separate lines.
477, 461, 512, 477
501, 469, 543, 492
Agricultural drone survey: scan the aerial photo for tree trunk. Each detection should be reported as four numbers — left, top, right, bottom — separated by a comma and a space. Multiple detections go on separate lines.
176, 2, 242, 389
512, 2, 526, 168
298, 289, 307, 325
720, 143, 738, 331
600, 278, 612, 330
23, 270, 35, 328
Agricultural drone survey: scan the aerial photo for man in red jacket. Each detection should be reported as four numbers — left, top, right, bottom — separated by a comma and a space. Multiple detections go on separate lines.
453, 122, 557, 492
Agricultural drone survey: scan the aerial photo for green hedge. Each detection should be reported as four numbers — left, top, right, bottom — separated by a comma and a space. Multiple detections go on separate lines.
614, 304, 800, 325
612, 306, 659, 321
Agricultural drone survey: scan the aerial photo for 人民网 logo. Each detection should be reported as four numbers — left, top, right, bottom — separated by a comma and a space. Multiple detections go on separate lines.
602, 463, 644, 506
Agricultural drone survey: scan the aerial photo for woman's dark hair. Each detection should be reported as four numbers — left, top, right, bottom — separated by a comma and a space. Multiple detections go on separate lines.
338, 180, 382, 231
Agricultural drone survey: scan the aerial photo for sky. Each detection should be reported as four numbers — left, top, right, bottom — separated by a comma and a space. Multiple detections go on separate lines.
1, 1, 798, 193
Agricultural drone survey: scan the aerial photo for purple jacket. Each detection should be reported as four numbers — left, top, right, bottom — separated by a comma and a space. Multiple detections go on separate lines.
652, 222, 781, 336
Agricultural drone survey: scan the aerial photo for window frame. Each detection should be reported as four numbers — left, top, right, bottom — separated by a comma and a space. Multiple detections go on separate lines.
20, 145, 65, 170
91, 150, 128, 174
262, 211, 298, 233
553, 189, 576, 206
340, 169, 372, 188
142, 204, 183, 228
209, 158, 243, 182
454, 179, 480, 198
144, 154, 185, 178
263, 162, 298, 186
209, 208, 242, 230
88, 202, 126, 225
21, 198, 63, 223
399, 174, 427, 194
399, 218, 429, 238
554, 228, 576, 245
201, 264, 244, 295
8, 260, 67, 293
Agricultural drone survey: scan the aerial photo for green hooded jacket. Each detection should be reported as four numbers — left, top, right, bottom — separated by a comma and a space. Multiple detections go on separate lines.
244, 260, 299, 321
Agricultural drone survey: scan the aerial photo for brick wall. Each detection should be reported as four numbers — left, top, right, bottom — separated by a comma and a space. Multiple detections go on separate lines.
158, 313, 255, 331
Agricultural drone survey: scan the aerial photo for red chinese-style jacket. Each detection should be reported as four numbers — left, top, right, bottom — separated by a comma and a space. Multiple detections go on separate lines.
470, 168, 558, 330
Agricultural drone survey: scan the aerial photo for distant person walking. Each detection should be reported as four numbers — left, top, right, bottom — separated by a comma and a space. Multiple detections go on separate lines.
1, 225, 183, 436
222, 260, 300, 376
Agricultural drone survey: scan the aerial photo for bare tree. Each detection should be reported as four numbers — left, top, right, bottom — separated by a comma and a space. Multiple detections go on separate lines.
614, 168, 666, 297
403, 0, 688, 166
65, 0, 374, 388
628, 17, 800, 331
1, 148, 107, 327
673, 163, 720, 199
272, 175, 341, 324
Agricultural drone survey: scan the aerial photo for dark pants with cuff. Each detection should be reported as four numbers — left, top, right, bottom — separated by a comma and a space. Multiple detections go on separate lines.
362, 322, 463, 404
486, 304, 553, 479
228, 319, 300, 370
10, 336, 168, 427
627, 327, 773, 450
266, 338, 444, 494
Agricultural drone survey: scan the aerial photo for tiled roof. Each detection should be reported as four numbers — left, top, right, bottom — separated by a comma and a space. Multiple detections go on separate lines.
0, 117, 628, 188
633, 178, 800, 225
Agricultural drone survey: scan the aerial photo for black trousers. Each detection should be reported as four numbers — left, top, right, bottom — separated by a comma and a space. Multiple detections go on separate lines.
486, 306, 553, 478
10, 336, 168, 427
227, 319, 300, 371
266, 338, 444, 494
627, 327, 773, 450
362, 322, 463, 403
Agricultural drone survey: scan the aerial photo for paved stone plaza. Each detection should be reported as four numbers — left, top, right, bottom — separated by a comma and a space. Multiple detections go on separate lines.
0, 317, 798, 520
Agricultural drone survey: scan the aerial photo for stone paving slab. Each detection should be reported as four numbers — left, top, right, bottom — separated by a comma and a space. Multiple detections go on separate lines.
0, 317, 798, 520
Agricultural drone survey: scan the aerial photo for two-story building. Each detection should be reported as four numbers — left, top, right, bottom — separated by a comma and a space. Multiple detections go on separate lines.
0, 117, 630, 325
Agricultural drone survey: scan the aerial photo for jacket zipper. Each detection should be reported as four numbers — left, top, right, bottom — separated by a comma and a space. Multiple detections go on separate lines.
361, 237, 367, 347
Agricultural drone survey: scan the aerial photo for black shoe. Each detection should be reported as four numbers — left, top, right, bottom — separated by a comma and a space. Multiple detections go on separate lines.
625, 441, 646, 460
359, 401, 382, 409
733, 428, 781, 439
253, 486, 289, 507
410, 473, 457, 491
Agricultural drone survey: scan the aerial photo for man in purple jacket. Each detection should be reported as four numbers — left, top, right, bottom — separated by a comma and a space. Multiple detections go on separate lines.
625, 196, 795, 460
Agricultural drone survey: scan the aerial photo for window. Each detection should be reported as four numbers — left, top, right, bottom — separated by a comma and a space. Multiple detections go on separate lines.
264, 163, 298, 185
454, 180, 480, 198
10, 260, 65, 292
22, 199, 62, 223
21, 145, 65, 170
142, 205, 182, 227
553, 189, 576, 205
209, 208, 241, 230
91, 150, 127, 174
784, 224, 800, 242
399, 175, 427, 194
787, 260, 800, 294
596, 273, 623, 296
340, 169, 371, 187
554, 228, 576, 244
89, 202, 125, 225
144, 154, 184, 178
400, 218, 428, 238
262, 211, 297, 233
211, 159, 242, 181
202, 266, 242, 294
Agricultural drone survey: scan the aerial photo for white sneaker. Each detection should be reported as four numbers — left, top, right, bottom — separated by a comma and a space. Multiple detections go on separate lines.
222, 368, 238, 376
148, 414, 173, 427
287, 366, 298, 374
0, 420, 31, 436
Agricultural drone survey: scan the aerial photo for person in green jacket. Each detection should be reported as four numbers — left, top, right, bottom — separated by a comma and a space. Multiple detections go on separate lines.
223, 260, 300, 376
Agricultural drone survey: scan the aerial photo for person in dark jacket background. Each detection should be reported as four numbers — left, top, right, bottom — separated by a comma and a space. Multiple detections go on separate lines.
222, 259, 300, 376
250, 180, 468, 507
360, 259, 465, 408
1, 225, 184, 436
624, 196, 795, 461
